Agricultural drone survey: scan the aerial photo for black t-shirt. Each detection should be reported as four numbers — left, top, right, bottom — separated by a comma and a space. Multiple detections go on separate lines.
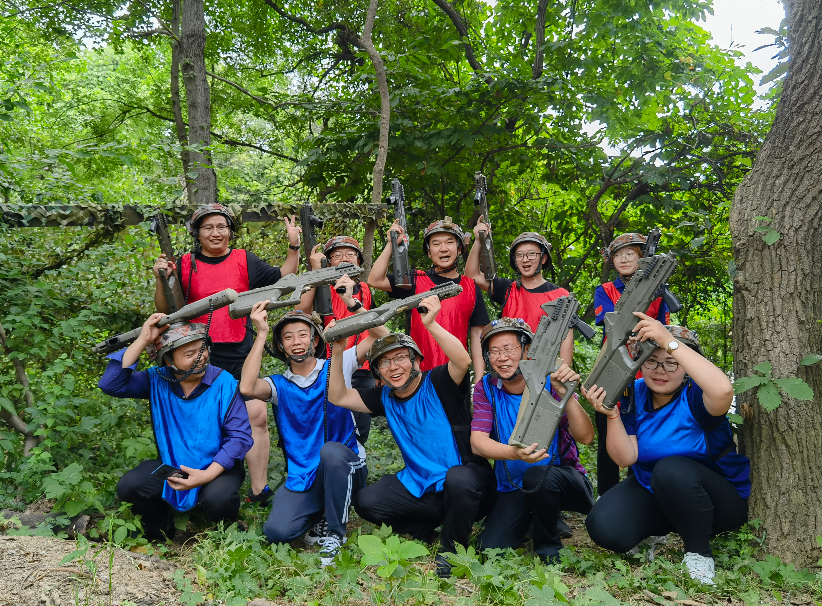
386, 272, 490, 328
176, 249, 282, 363
489, 277, 563, 306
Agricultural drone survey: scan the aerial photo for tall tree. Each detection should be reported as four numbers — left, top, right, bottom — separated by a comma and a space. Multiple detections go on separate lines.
729, 0, 822, 566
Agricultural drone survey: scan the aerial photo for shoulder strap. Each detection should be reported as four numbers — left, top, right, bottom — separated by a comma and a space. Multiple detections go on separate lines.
602, 281, 621, 305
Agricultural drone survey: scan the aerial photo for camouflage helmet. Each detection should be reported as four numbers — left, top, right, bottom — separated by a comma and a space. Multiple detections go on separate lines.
323, 236, 364, 265
423, 216, 466, 255
366, 333, 424, 381
149, 321, 210, 366
480, 318, 533, 377
509, 232, 552, 273
271, 310, 327, 362
187, 203, 237, 236
665, 325, 702, 354
602, 232, 646, 261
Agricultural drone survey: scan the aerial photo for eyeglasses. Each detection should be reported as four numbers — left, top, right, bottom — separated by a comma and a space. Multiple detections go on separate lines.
330, 251, 359, 261
642, 359, 680, 372
377, 353, 410, 369
488, 345, 521, 359
613, 251, 638, 261
515, 251, 541, 261
200, 224, 230, 234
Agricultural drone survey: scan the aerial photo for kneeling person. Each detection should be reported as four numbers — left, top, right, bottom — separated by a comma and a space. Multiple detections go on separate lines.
99, 315, 253, 541
471, 319, 595, 563
326, 295, 495, 578
240, 276, 386, 565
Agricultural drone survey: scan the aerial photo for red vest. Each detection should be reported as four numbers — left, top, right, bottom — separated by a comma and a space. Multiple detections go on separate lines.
323, 283, 373, 368
180, 249, 250, 343
502, 281, 571, 332
408, 271, 476, 372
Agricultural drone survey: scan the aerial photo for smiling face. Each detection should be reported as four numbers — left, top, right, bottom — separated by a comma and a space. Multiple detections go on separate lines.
426, 233, 460, 270
642, 348, 687, 394
513, 242, 547, 276
375, 347, 417, 389
197, 213, 232, 256
169, 339, 209, 371
279, 320, 319, 359
611, 245, 641, 277
487, 332, 529, 380
327, 245, 361, 267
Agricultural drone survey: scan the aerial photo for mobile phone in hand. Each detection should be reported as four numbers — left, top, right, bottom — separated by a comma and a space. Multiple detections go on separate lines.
151, 463, 189, 480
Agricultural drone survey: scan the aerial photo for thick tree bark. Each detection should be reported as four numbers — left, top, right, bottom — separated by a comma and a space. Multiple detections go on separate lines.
531, 0, 550, 79
0, 320, 41, 456
729, 0, 822, 566
180, 0, 216, 205
171, 0, 193, 202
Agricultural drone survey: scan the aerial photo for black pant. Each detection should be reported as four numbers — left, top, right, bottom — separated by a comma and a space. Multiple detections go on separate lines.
479, 465, 594, 559
354, 462, 495, 554
117, 459, 245, 541
586, 456, 748, 556
351, 369, 375, 444
595, 411, 621, 496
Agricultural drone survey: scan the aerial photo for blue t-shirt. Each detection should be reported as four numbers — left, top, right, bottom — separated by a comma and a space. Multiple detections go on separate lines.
621, 379, 750, 498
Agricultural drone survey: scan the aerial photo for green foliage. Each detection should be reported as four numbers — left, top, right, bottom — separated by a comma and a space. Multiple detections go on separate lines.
359, 526, 429, 578
733, 361, 814, 412
754, 216, 780, 245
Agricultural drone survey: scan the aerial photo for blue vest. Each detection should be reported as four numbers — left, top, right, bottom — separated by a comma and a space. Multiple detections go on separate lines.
628, 379, 751, 498
484, 375, 560, 493
270, 361, 358, 492
380, 372, 462, 498
148, 367, 237, 512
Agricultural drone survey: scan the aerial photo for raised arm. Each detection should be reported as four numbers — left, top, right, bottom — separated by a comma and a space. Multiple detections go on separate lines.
464, 217, 491, 292
550, 363, 594, 445
419, 295, 471, 385
560, 329, 574, 367
294, 244, 325, 313
152, 255, 176, 313
582, 384, 638, 466
367, 221, 407, 292
325, 275, 390, 365
239, 301, 274, 401
327, 338, 372, 413
279, 215, 302, 277
470, 326, 485, 376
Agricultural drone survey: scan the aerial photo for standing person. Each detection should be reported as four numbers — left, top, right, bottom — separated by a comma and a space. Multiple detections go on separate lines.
99, 315, 252, 541
326, 295, 495, 578
239, 275, 387, 566
297, 235, 375, 442
466, 224, 574, 365
592, 232, 670, 496
368, 217, 489, 376
152, 203, 301, 505
583, 319, 749, 585
470, 318, 594, 563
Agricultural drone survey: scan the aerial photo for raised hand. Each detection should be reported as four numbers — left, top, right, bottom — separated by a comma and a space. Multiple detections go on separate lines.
550, 362, 581, 397
473, 215, 491, 239
418, 294, 441, 326
581, 384, 618, 418
630, 312, 670, 345
284, 215, 302, 247
138, 313, 169, 345
152, 254, 176, 280
250, 300, 270, 335
309, 243, 326, 270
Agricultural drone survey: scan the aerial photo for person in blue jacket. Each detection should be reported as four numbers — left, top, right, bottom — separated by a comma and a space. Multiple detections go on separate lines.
583, 316, 749, 586
239, 275, 386, 567
99, 315, 253, 541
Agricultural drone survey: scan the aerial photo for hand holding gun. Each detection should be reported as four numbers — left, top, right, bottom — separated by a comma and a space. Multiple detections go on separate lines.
387, 178, 412, 287
151, 213, 185, 313
300, 203, 334, 315
473, 172, 497, 281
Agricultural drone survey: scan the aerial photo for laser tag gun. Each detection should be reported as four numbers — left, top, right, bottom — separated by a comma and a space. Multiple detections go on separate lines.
150, 213, 185, 313
92, 289, 238, 355
228, 264, 364, 319
508, 295, 594, 450
582, 253, 679, 409
643, 227, 683, 313
300, 203, 334, 316
387, 178, 412, 287
323, 282, 462, 343
473, 172, 497, 281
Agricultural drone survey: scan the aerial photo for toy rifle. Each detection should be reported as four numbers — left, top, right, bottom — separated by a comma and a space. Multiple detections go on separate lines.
92, 289, 238, 355
300, 203, 334, 316
582, 253, 679, 409
387, 178, 412, 287
322, 282, 462, 343
643, 227, 683, 313
508, 295, 595, 450
151, 213, 185, 313
228, 264, 364, 319
473, 172, 496, 281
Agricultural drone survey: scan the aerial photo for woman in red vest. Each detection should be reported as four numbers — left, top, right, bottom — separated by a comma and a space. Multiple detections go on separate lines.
368, 217, 489, 376
592, 232, 670, 497
152, 203, 301, 505
466, 225, 574, 366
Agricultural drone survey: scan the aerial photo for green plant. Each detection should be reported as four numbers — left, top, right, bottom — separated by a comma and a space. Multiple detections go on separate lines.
733, 361, 814, 412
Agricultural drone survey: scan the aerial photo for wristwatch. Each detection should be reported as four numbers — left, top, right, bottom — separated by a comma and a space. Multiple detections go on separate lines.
346, 300, 363, 313
666, 340, 680, 355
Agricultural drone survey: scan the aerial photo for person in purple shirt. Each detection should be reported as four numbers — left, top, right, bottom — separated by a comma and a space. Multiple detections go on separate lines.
98, 314, 252, 541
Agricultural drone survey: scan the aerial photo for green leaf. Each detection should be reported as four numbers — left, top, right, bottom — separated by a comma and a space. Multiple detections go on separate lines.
800, 354, 822, 366
773, 377, 814, 401
358, 534, 384, 556
754, 361, 773, 375
396, 541, 429, 560
733, 374, 768, 394
762, 229, 780, 245
0, 396, 17, 415
689, 236, 705, 250
173, 512, 190, 531
727, 413, 744, 424
113, 525, 128, 544
760, 61, 788, 86
754, 215, 772, 222
64, 500, 85, 517
377, 560, 398, 578
757, 382, 782, 412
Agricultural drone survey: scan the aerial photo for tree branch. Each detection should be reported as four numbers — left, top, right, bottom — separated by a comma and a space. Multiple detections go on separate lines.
0, 320, 40, 456
532, 0, 550, 79
430, 0, 484, 72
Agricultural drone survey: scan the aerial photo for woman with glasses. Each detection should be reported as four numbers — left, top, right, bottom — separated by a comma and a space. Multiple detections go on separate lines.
582, 317, 749, 586
593, 232, 671, 497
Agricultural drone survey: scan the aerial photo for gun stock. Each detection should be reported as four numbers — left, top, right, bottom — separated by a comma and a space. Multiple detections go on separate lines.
474, 172, 497, 281
387, 178, 412, 287
151, 214, 185, 312
643, 227, 683, 312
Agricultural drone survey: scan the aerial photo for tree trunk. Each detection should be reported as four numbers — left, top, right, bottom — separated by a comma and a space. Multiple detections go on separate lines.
729, 0, 822, 566
180, 0, 216, 205
0, 320, 41, 456
171, 0, 193, 202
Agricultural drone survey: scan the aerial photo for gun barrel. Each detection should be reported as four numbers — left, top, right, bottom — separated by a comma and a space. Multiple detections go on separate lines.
91, 327, 144, 355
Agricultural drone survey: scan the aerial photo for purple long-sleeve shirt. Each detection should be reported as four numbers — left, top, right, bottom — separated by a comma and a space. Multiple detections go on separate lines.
98, 350, 253, 470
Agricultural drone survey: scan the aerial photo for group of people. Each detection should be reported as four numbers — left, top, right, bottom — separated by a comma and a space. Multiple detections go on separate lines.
98, 203, 750, 586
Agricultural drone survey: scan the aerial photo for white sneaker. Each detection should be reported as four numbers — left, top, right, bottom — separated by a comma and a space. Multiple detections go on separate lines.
304, 519, 328, 545
683, 552, 716, 585
627, 534, 669, 561
318, 532, 346, 567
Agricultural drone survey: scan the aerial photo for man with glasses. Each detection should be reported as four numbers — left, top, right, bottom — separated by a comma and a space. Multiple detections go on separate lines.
152, 203, 302, 506
325, 295, 495, 578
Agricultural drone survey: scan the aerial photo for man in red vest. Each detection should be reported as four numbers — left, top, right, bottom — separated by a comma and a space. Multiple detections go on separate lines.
368, 217, 489, 376
152, 203, 301, 505
297, 235, 375, 442
466, 226, 574, 366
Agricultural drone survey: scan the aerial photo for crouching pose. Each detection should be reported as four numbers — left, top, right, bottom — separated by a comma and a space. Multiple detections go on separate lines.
326, 295, 495, 577
583, 316, 750, 585
240, 276, 386, 566
99, 315, 253, 541
471, 319, 595, 563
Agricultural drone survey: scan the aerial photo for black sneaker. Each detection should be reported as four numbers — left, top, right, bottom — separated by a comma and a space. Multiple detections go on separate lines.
435, 554, 452, 578
304, 519, 328, 545
556, 513, 573, 539
247, 485, 273, 506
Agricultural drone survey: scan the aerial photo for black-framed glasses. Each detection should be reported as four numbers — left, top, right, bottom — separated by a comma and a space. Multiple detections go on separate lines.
514, 251, 541, 261
642, 359, 680, 372
377, 353, 410, 369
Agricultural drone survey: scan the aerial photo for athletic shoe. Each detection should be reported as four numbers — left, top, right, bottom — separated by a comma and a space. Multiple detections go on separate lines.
556, 513, 573, 539
318, 532, 345, 567
435, 553, 453, 578
627, 534, 668, 561
246, 485, 273, 506
683, 552, 716, 585
304, 519, 328, 545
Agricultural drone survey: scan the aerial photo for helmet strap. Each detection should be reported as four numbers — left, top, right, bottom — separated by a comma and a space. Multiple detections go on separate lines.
284, 328, 317, 365
379, 350, 422, 393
